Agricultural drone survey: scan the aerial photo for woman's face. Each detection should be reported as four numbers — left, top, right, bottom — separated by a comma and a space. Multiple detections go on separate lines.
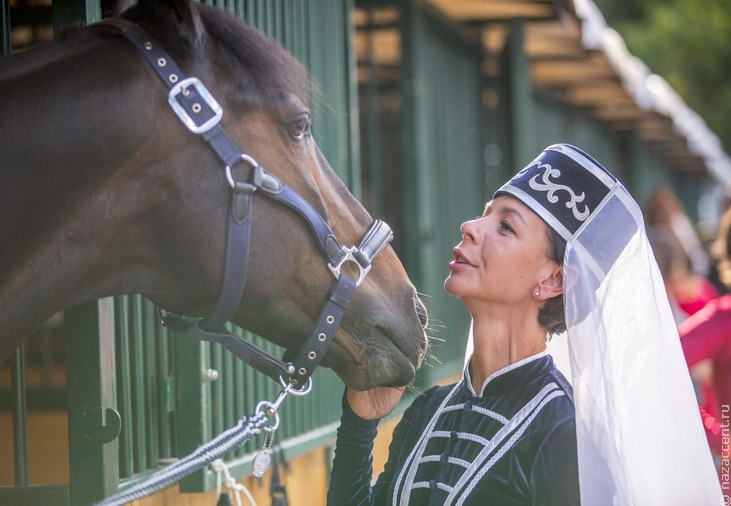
444, 195, 560, 309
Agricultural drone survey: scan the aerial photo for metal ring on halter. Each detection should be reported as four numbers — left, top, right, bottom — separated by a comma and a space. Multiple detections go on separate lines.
278, 376, 313, 397
225, 154, 259, 188
255, 377, 313, 433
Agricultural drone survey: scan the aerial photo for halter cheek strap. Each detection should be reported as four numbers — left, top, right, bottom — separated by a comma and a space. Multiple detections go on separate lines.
102, 20, 394, 389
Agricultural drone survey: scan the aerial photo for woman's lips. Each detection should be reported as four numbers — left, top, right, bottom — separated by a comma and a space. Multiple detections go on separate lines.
449, 248, 475, 270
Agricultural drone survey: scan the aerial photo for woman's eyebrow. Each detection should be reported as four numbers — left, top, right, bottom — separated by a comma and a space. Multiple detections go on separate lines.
497, 205, 527, 225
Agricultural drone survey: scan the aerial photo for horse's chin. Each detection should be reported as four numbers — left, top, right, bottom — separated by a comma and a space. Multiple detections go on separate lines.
322, 338, 420, 390
334, 368, 415, 391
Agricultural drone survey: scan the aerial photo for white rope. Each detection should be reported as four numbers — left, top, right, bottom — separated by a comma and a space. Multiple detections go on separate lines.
94, 412, 269, 506
211, 458, 257, 506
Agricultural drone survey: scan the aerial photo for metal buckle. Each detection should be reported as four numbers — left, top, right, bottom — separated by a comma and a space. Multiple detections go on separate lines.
168, 77, 223, 134
328, 246, 370, 286
328, 220, 393, 286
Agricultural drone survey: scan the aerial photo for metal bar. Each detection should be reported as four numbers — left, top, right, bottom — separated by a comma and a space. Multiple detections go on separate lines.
211, 343, 224, 437
505, 18, 536, 167
39, 327, 54, 387
295, 0, 306, 61
1, 0, 10, 54
223, 345, 235, 429
65, 299, 120, 506
115, 297, 134, 479
10, 346, 28, 486
249, 0, 259, 28
175, 337, 207, 493
156, 323, 172, 459
264, 0, 273, 36
169, 336, 179, 458
343, 0, 362, 196
131, 295, 147, 473
234, 357, 245, 458
399, 0, 431, 292
243, 334, 257, 455
51, 0, 100, 35
143, 301, 159, 468
273, 0, 282, 41
282, 0, 291, 52
364, 7, 385, 215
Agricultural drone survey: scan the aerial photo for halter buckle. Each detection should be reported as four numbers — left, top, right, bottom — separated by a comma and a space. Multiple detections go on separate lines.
328, 246, 370, 286
328, 220, 393, 286
168, 77, 223, 134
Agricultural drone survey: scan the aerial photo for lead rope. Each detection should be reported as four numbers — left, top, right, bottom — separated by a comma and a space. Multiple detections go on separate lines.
93, 382, 305, 506
212, 458, 257, 506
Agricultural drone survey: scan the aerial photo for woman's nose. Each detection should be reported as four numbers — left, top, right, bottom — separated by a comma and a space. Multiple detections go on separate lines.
460, 219, 478, 242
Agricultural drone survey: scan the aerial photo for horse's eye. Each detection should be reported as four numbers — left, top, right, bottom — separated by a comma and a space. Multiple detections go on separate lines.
288, 115, 311, 141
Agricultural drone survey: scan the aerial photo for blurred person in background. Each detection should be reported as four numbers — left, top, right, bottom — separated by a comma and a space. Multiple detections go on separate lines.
679, 206, 731, 466
646, 185, 717, 321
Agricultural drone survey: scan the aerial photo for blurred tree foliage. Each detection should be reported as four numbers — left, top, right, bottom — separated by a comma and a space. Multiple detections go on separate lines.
595, 0, 731, 151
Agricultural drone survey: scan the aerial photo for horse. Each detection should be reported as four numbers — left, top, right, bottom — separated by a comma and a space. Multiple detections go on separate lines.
0, 0, 428, 391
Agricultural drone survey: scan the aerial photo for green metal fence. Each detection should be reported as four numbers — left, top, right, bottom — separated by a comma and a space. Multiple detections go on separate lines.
356, 0, 487, 384
97, 296, 344, 496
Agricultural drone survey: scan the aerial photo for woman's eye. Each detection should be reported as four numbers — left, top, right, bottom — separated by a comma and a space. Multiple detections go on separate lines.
499, 220, 514, 234
288, 115, 311, 141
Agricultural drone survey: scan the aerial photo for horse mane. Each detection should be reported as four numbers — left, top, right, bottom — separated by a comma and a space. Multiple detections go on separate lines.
115, 1, 317, 111
1, 3, 316, 111
195, 5, 317, 110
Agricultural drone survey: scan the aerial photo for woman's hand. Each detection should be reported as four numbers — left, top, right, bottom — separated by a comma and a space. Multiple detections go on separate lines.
346, 386, 406, 420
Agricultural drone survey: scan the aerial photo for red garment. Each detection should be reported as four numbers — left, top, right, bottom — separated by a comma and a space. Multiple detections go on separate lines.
673, 275, 719, 317
679, 294, 731, 453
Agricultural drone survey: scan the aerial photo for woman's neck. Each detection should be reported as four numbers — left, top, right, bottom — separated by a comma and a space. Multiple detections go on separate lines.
469, 316, 548, 394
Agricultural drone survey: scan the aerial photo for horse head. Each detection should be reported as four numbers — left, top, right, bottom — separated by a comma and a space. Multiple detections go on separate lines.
0, 0, 427, 390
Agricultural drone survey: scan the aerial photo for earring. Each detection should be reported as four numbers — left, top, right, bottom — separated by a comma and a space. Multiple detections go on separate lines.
534, 290, 540, 298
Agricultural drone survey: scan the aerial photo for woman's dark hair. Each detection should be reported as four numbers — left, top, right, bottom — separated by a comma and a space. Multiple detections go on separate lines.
539, 227, 566, 338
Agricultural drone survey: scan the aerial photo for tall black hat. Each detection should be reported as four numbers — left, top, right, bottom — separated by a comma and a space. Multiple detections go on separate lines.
495, 144, 618, 242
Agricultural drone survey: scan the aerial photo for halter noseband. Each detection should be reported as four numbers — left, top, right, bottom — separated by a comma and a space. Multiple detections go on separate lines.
106, 20, 393, 390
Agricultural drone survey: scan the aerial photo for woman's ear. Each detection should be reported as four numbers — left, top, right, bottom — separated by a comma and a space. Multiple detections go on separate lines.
537, 266, 563, 299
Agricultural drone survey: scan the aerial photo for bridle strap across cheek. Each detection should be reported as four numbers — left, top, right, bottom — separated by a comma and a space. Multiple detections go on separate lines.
102, 20, 394, 389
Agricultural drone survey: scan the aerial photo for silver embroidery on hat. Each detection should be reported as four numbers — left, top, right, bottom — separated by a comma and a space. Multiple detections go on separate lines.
526, 161, 591, 221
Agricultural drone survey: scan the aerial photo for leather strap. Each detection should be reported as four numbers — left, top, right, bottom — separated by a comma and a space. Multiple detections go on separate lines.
105, 21, 390, 390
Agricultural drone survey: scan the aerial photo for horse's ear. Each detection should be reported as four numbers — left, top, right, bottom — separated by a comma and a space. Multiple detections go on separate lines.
113, 0, 136, 16
128, 0, 203, 44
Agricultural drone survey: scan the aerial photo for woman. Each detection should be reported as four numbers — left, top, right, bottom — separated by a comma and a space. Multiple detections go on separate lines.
679, 206, 731, 459
646, 185, 717, 322
328, 144, 720, 505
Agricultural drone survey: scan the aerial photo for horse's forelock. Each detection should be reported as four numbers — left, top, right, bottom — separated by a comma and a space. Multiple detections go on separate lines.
197, 5, 316, 110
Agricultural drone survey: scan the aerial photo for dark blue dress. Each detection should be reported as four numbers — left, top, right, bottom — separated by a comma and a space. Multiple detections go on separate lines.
327, 352, 580, 505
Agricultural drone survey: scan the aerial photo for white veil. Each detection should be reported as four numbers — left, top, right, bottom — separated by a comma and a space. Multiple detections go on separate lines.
467, 144, 720, 504
559, 183, 719, 504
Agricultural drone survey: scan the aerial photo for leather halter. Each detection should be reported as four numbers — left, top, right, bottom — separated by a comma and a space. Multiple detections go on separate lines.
104, 20, 394, 389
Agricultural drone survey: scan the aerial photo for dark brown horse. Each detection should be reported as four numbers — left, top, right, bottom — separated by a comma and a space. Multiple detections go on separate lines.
0, 0, 427, 390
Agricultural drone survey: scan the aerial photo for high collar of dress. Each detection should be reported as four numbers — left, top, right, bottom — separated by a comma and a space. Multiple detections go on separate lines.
463, 350, 549, 397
